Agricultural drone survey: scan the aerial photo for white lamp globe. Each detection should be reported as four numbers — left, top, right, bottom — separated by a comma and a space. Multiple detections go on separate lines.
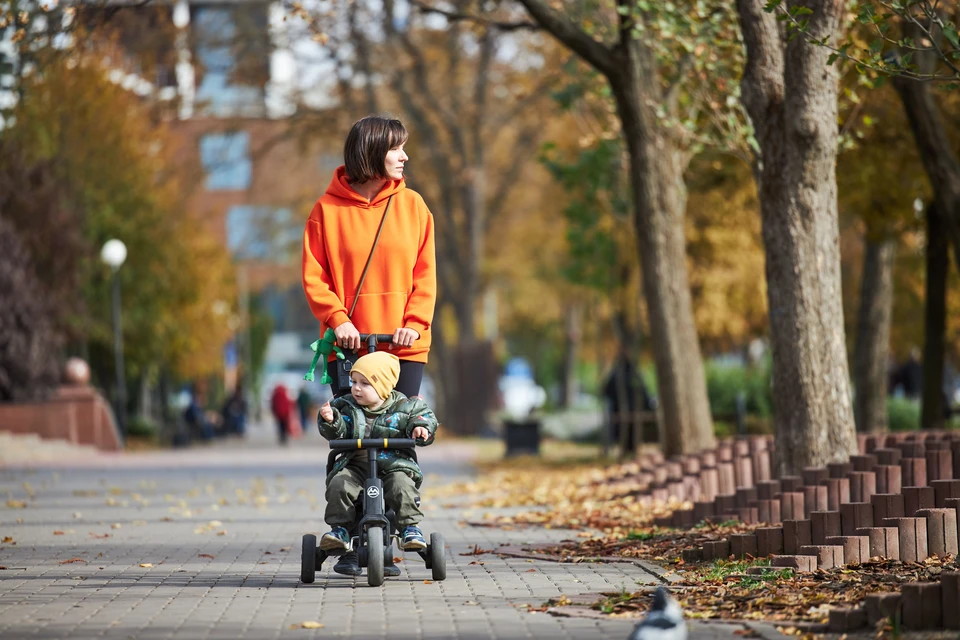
101, 239, 128, 269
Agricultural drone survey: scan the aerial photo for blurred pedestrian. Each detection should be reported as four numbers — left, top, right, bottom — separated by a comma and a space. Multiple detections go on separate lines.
296, 385, 311, 433
302, 115, 437, 401
270, 383, 292, 445
221, 383, 248, 436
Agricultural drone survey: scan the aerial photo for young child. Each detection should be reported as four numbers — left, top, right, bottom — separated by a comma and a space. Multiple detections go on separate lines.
317, 351, 438, 575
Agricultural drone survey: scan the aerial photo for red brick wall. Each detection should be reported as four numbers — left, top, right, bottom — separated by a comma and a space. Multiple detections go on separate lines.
0, 386, 122, 451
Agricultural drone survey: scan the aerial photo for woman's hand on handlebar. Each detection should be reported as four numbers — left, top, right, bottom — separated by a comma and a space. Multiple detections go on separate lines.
411, 426, 429, 441
335, 322, 361, 350
393, 327, 419, 348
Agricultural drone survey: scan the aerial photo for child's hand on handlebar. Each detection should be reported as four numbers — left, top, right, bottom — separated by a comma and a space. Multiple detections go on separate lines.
411, 426, 429, 441
319, 402, 333, 423
392, 327, 419, 348
334, 322, 361, 350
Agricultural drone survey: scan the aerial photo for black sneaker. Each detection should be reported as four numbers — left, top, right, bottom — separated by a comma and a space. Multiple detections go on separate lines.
334, 550, 400, 577
333, 550, 362, 576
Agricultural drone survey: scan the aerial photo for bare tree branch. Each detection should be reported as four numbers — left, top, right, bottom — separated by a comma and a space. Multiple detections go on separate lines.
513, 0, 617, 79
409, 0, 539, 32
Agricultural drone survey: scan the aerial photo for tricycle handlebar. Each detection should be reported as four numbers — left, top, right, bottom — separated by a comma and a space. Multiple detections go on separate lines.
329, 438, 417, 451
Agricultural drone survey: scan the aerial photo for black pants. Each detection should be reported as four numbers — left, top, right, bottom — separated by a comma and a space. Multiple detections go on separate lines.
326, 359, 424, 399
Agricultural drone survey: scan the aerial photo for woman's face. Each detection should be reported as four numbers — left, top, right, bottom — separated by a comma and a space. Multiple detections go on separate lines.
384, 144, 408, 181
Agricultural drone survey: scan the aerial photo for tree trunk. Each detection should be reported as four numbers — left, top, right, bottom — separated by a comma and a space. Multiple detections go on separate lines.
558, 303, 580, 409
613, 48, 716, 456
515, 0, 716, 457
737, 0, 857, 475
922, 203, 948, 429
894, 76, 960, 278
853, 236, 896, 433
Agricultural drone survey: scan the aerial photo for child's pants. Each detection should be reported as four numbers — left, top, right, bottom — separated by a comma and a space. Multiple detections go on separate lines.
325, 461, 423, 528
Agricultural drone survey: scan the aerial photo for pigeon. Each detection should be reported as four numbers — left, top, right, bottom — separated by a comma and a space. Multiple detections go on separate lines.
627, 586, 688, 640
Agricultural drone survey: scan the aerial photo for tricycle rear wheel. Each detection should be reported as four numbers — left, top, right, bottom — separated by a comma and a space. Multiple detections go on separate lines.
300, 534, 316, 584
429, 533, 446, 581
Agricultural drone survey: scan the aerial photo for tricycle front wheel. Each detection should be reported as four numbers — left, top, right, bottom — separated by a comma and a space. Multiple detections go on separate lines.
367, 526, 384, 587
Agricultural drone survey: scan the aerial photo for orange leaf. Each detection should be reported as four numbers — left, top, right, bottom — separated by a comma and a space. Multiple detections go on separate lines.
198, 554, 215, 559
59, 557, 86, 564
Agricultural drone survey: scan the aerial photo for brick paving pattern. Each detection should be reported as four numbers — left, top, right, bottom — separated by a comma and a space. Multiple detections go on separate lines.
0, 428, 782, 639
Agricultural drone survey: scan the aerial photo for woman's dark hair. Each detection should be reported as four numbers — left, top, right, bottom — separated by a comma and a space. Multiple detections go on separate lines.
343, 116, 408, 183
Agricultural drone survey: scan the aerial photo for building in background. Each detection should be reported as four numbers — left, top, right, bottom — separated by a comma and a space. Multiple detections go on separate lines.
79, 0, 343, 403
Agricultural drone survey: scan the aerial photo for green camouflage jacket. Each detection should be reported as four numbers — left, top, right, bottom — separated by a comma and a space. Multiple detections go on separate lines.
318, 390, 438, 488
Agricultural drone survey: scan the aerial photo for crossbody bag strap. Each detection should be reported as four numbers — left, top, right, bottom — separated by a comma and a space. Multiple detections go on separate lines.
348, 195, 393, 317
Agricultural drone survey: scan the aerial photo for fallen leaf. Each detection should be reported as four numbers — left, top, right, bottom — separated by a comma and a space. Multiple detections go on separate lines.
6, 500, 26, 509
293, 621, 324, 629
423, 580, 433, 584
464, 600, 479, 605
110, 523, 122, 529
0, 566, 6, 570
89, 533, 110, 539
139, 563, 153, 568
198, 554, 215, 559
53, 531, 65, 535
469, 561, 484, 565
1, 536, 14, 544
525, 568, 536, 573
280, 547, 291, 552
59, 558, 86, 564
216, 530, 226, 536
393, 557, 404, 563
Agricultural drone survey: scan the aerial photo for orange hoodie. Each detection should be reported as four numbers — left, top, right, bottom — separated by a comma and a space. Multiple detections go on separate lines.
302, 166, 436, 363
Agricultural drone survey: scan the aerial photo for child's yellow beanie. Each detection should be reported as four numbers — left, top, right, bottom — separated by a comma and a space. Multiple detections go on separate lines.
351, 351, 401, 399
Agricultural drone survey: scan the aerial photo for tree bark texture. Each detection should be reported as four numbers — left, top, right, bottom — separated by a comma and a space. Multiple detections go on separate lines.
853, 237, 896, 433
922, 203, 948, 429
517, 0, 716, 456
737, 0, 858, 475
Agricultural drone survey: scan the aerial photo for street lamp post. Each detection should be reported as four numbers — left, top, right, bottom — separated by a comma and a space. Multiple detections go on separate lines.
101, 239, 128, 442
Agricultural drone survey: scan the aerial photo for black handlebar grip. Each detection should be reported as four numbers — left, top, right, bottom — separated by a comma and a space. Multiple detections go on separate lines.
358, 333, 395, 343
329, 438, 417, 450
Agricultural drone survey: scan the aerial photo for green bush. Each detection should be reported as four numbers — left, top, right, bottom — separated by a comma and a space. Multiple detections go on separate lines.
704, 361, 773, 420
126, 416, 159, 439
887, 397, 921, 432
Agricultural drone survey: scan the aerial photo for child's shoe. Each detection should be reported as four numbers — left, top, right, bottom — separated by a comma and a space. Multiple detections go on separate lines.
400, 525, 427, 550
320, 526, 351, 551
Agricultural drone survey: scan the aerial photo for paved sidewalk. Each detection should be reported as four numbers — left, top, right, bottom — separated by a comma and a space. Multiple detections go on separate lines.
0, 427, 784, 639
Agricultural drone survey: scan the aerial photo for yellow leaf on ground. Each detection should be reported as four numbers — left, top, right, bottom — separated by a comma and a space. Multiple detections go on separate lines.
6, 500, 26, 509
110, 523, 122, 529
139, 563, 153, 568
1, 537, 14, 543
294, 621, 324, 629
216, 530, 226, 536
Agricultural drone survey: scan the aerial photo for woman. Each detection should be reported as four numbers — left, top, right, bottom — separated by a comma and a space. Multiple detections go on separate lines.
302, 115, 436, 400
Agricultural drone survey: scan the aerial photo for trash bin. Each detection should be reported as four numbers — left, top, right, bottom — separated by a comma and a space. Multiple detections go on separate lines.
503, 418, 540, 457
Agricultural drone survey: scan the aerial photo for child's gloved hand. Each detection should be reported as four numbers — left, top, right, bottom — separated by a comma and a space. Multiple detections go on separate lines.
411, 426, 429, 442
319, 402, 333, 423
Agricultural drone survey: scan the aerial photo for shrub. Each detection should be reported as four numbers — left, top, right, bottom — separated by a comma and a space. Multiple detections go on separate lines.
887, 397, 921, 432
704, 361, 773, 420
